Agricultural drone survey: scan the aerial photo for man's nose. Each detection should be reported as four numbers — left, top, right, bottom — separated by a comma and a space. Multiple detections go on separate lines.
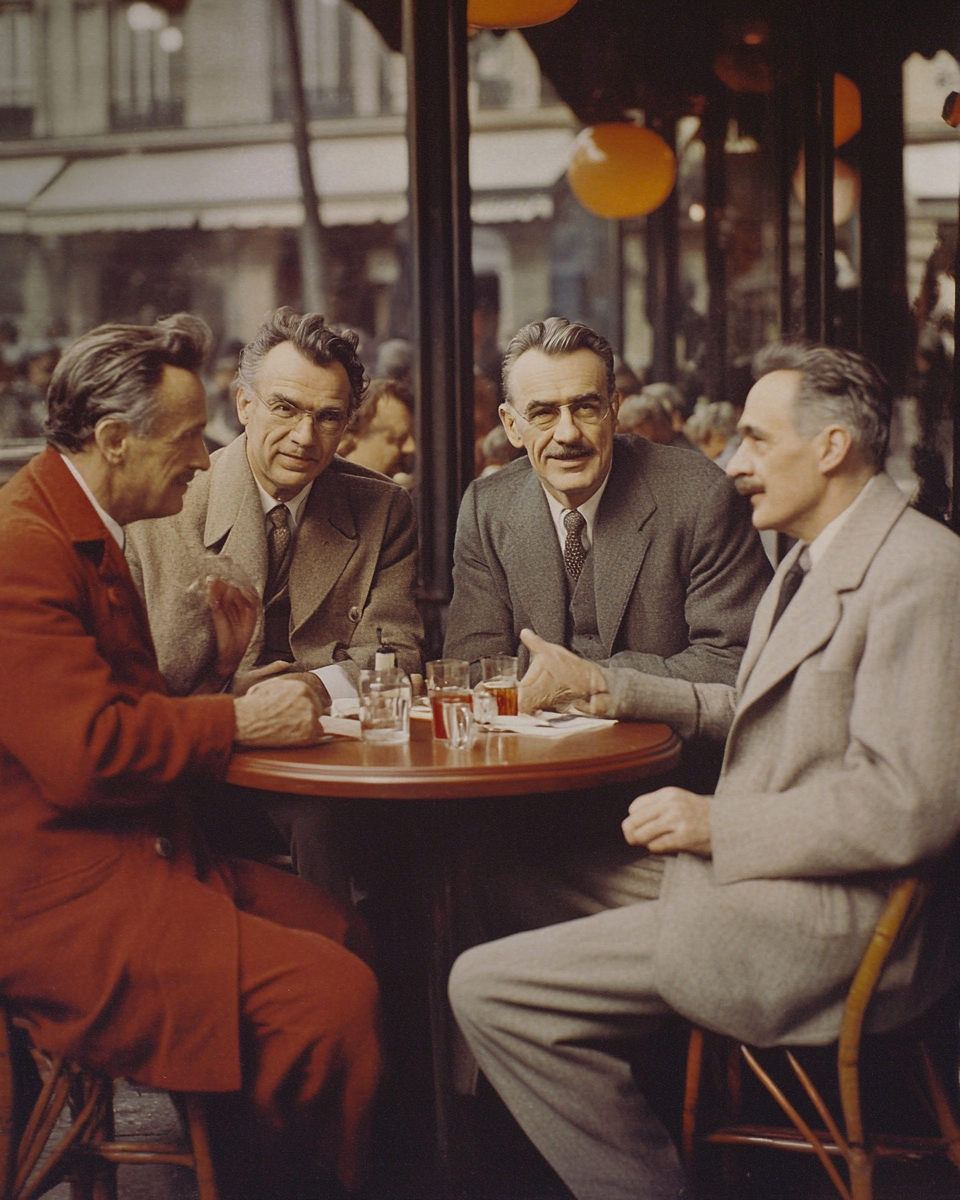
290, 413, 319, 445
725, 439, 748, 478
192, 436, 211, 472
402, 434, 416, 455
551, 406, 580, 442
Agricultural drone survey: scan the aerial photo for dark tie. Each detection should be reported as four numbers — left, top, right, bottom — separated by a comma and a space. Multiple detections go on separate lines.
770, 552, 808, 629
265, 503, 292, 601
563, 509, 587, 581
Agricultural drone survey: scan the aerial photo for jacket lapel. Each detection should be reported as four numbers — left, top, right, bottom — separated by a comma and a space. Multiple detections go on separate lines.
288, 463, 358, 633
593, 443, 657, 652
735, 473, 908, 718
202, 436, 269, 594
500, 470, 568, 646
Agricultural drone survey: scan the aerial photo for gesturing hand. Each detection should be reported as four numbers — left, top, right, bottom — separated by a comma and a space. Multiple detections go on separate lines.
622, 787, 712, 856
517, 628, 611, 715
208, 576, 259, 681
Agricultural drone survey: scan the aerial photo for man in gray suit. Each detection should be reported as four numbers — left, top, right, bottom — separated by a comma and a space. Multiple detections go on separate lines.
444, 317, 771, 922
450, 342, 960, 1200
126, 308, 423, 895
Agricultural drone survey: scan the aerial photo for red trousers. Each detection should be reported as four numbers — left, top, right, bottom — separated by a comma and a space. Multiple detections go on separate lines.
205, 858, 382, 1194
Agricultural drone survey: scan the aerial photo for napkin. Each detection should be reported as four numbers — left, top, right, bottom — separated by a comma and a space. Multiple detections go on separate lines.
485, 714, 617, 738
321, 715, 362, 740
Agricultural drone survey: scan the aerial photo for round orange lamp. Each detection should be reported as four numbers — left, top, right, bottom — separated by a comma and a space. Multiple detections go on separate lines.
833, 74, 862, 147
793, 154, 861, 226
467, 0, 578, 28
567, 124, 677, 220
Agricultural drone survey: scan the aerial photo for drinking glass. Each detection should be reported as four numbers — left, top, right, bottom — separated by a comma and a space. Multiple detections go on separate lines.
358, 668, 411, 744
441, 700, 476, 750
481, 655, 519, 716
426, 659, 471, 738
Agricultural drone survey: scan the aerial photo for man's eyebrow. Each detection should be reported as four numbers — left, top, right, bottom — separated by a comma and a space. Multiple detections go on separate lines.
526, 391, 604, 408
738, 422, 765, 438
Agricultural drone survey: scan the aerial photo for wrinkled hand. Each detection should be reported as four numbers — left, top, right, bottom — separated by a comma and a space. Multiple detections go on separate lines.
208, 577, 259, 680
622, 787, 712, 856
233, 677, 324, 747
517, 628, 611, 715
232, 663, 331, 712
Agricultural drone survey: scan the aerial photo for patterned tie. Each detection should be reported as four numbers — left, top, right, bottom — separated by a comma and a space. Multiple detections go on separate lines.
265, 503, 292, 601
563, 509, 587, 581
770, 550, 809, 629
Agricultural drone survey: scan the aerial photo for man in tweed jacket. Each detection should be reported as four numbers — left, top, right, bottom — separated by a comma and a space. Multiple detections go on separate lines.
449, 342, 960, 1200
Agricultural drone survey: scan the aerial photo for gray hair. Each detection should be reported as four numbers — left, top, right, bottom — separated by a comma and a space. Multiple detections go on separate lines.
502, 317, 616, 405
236, 307, 368, 416
685, 400, 740, 443
617, 391, 672, 434
638, 380, 685, 415
45, 313, 211, 452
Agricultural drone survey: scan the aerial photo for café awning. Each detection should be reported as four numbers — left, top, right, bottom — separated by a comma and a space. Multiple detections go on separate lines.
6, 127, 575, 235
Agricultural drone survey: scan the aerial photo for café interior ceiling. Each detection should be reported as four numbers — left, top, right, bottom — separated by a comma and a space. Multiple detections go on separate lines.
352, 0, 960, 124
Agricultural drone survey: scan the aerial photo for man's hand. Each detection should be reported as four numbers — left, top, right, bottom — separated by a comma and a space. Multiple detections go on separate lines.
231, 662, 331, 712
518, 628, 611, 714
233, 677, 324, 747
208, 577, 259, 680
622, 787, 712, 856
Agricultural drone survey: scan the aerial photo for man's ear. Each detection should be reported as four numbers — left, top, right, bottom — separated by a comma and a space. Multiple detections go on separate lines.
609, 389, 621, 423
235, 387, 253, 428
817, 424, 855, 475
499, 403, 525, 449
92, 417, 131, 465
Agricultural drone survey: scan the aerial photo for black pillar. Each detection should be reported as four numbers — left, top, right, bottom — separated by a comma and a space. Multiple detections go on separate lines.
703, 84, 727, 403
403, 0, 474, 638
646, 118, 679, 382
801, 19, 835, 344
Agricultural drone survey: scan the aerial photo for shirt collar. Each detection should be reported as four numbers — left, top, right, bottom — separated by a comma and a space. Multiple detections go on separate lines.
58, 452, 125, 551
541, 468, 611, 554
254, 478, 313, 532
805, 474, 877, 567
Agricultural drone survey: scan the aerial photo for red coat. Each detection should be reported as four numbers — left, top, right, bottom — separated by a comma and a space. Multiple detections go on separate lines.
0, 448, 247, 1091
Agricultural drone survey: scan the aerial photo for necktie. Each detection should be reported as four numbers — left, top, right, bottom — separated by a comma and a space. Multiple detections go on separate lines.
563, 509, 587, 581
770, 551, 808, 629
265, 503, 292, 601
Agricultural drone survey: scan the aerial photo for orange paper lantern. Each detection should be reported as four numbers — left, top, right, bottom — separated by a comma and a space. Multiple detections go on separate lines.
793, 154, 861, 226
833, 74, 862, 147
467, 0, 578, 28
567, 125, 677, 220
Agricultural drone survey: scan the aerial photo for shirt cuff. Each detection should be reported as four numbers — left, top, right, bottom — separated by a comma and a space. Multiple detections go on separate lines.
311, 663, 358, 700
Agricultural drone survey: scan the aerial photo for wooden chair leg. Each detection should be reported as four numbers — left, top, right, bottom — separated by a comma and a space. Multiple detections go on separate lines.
682, 1027, 704, 1168
182, 1094, 221, 1200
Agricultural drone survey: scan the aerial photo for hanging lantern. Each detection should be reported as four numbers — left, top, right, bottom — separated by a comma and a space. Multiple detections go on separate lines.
467, 0, 578, 29
833, 74, 862, 147
713, 19, 774, 94
567, 124, 677, 220
793, 154, 861, 226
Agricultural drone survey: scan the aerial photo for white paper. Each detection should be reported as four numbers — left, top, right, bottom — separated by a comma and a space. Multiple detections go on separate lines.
484, 714, 617, 739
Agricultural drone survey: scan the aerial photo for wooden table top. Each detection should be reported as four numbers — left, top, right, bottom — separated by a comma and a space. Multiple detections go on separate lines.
226, 721, 681, 800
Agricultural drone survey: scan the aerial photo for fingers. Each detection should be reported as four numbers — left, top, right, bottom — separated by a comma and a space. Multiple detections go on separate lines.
621, 788, 712, 856
519, 628, 550, 654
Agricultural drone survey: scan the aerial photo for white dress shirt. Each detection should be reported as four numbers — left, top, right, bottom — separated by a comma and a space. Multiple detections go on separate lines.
59, 453, 125, 551
541, 469, 612, 558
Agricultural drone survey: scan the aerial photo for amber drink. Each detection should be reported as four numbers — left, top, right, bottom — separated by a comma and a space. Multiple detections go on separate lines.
426, 659, 471, 738
481, 655, 519, 716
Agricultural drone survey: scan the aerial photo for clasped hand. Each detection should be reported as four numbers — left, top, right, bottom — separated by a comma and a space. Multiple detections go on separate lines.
622, 787, 712, 856
517, 628, 611, 714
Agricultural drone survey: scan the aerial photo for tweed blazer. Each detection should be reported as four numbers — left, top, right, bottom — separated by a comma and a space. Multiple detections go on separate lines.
444, 434, 772, 683
125, 434, 423, 695
649, 473, 960, 1046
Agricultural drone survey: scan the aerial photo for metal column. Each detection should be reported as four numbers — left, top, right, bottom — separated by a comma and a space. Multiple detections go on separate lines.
801, 21, 835, 344
404, 0, 474, 651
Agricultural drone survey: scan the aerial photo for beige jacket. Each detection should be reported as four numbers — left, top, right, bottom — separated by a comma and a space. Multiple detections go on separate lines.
126, 434, 423, 694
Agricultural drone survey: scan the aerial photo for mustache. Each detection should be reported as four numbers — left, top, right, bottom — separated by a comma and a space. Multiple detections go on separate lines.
733, 476, 763, 497
543, 445, 596, 461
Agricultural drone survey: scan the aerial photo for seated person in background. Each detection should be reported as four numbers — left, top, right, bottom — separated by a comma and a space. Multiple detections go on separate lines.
126, 308, 423, 896
451, 341, 960, 1200
444, 317, 771, 925
618, 383, 698, 450
0, 315, 381, 1200
478, 422, 524, 476
685, 396, 741, 468
337, 376, 416, 485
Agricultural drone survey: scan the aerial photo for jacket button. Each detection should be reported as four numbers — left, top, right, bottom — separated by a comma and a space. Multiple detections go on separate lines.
154, 836, 173, 860
348, 605, 361, 623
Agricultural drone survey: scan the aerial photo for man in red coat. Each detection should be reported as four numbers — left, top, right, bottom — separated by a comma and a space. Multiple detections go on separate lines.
0, 314, 381, 1199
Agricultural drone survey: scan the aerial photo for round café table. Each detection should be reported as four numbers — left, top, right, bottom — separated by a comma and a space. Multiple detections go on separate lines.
227, 721, 681, 1191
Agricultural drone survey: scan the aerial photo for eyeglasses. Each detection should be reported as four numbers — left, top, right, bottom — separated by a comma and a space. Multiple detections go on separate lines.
252, 391, 349, 436
507, 395, 614, 433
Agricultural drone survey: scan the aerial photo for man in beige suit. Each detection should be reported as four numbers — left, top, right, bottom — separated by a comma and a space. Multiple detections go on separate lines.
450, 342, 960, 1200
127, 308, 423, 894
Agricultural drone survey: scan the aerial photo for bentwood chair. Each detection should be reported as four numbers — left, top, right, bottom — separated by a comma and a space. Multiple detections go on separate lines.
0, 1001, 220, 1200
681, 877, 960, 1200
